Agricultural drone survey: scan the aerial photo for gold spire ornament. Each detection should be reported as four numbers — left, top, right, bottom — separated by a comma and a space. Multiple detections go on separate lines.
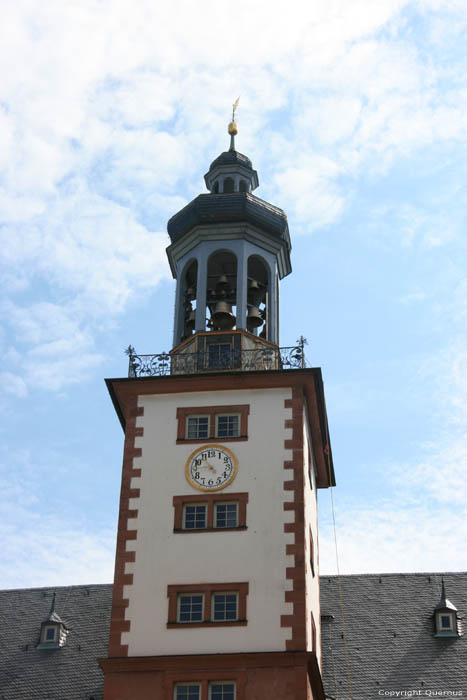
228, 97, 240, 150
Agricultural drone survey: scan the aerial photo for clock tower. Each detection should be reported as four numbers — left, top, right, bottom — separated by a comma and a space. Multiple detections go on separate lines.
100, 117, 336, 700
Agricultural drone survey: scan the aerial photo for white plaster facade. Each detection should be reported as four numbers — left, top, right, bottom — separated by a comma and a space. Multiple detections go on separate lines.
121, 387, 301, 657
303, 405, 321, 666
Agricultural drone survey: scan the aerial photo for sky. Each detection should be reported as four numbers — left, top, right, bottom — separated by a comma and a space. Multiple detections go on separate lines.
1, 0, 467, 589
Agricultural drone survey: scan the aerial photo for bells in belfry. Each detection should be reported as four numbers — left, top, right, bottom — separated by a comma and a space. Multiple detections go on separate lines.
216, 274, 229, 290
185, 286, 196, 301
248, 278, 264, 307
248, 279, 260, 294
185, 310, 196, 330
247, 305, 263, 329
212, 301, 236, 330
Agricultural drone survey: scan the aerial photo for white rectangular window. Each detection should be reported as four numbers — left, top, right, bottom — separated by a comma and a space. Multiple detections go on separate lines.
183, 503, 207, 529
216, 414, 240, 438
174, 683, 201, 700
214, 502, 239, 528
186, 415, 209, 439
209, 682, 236, 700
211, 593, 238, 622
177, 594, 204, 623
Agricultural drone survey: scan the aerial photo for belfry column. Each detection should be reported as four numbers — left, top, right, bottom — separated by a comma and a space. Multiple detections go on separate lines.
195, 253, 207, 333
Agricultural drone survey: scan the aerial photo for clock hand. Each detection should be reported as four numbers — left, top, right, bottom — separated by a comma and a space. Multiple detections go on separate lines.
202, 462, 217, 473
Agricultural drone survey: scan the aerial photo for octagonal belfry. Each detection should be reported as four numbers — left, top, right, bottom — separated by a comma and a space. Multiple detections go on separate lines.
166, 133, 291, 349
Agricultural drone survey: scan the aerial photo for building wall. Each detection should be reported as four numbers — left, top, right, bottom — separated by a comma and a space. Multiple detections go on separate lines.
101, 652, 319, 700
303, 405, 321, 665
121, 387, 302, 656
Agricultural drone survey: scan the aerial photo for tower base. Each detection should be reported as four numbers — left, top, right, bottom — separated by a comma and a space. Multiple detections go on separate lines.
99, 651, 325, 700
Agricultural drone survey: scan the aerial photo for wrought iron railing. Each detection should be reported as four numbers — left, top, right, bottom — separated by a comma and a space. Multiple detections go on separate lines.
125, 337, 308, 378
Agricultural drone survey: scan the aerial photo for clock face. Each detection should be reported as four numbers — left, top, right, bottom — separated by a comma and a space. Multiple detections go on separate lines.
185, 445, 238, 492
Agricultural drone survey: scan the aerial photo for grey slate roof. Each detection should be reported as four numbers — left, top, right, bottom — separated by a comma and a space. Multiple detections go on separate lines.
1, 573, 466, 699
0, 584, 112, 700
208, 150, 253, 170
320, 572, 467, 699
166, 192, 291, 247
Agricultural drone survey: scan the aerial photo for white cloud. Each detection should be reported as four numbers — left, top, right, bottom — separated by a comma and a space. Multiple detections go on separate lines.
319, 498, 466, 575
0, 448, 115, 588
1, 0, 467, 396
0, 372, 28, 399
321, 329, 467, 575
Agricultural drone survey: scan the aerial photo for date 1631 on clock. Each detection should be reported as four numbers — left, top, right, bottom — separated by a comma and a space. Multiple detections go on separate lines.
185, 445, 238, 492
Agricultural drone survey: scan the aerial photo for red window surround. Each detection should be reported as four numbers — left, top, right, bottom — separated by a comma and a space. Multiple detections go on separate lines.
167, 582, 249, 628
173, 493, 248, 532
176, 405, 250, 443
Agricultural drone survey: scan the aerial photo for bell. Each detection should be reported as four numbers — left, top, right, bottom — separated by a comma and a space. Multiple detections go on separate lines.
248, 279, 264, 306
247, 306, 263, 328
216, 274, 229, 290
185, 286, 196, 301
185, 310, 196, 330
211, 301, 236, 330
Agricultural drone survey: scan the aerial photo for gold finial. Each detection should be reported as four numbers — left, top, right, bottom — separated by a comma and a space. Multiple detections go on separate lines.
228, 97, 240, 149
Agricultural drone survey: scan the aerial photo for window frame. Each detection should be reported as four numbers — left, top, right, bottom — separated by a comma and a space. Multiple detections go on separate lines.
174, 683, 202, 700
177, 593, 205, 624
211, 592, 239, 622
170, 679, 240, 700
215, 413, 241, 439
186, 415, 210, 440
42, 625, 58, 643
214, 501, 239, 529
173, 493, 248, 532
434, 610, 458, 636
176, 405, 249, 444
441, 614, 452, 629
182, 502, 208, 530
167, 583, 248, 628
209, 681, 236, 700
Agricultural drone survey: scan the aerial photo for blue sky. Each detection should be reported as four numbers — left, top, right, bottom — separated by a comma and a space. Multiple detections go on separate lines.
1, 0, 466, 588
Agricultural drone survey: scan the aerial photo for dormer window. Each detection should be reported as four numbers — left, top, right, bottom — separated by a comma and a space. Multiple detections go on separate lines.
36, 592, 70, 650
439, 612, 455, 632
38, 623, 60, 648
433, 580, 459, 638
44, 625, 57, 643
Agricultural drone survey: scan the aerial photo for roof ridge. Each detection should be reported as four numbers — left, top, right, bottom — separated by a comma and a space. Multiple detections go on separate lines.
0, 582, 113, 593
321, 570, 467, 579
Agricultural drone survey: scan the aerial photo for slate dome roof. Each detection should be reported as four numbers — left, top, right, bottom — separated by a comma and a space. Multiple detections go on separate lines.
208, 150, 253, 171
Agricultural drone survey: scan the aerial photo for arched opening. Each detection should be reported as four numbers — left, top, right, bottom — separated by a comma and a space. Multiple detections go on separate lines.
247, 255, 268, 338
223, 177, 234, 194
213, 181, 219, 193
206, 250, 237, 332
182, 259, 197, 339
239, 179, 247, 192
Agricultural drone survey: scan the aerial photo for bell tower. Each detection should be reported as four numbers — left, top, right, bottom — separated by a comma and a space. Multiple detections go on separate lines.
169, 108, 290, 350
100, 111, 336, 700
